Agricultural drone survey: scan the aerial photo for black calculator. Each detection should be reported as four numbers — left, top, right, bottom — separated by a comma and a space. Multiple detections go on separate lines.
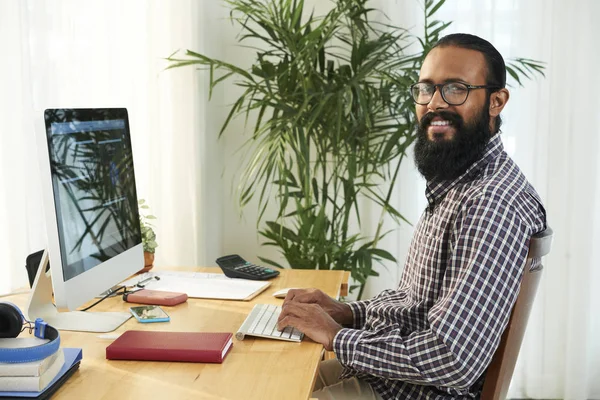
215, 254, 280, 280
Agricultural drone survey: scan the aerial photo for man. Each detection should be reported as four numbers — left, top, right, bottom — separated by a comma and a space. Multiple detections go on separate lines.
277, 33, 547, 400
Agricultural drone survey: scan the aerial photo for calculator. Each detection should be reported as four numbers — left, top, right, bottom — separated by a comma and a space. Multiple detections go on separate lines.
215, 254, 280, 280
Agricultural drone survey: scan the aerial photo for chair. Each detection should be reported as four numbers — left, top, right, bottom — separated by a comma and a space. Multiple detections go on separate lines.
481, 227, 554, 400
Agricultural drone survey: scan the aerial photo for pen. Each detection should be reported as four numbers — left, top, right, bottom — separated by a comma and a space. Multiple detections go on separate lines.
137, 276, 160, 288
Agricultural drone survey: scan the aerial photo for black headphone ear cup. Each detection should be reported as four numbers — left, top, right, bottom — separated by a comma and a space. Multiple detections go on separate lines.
0, 303, 23, 339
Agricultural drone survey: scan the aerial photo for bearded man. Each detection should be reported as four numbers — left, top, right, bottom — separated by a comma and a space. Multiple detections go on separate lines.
277, 33, 547, 400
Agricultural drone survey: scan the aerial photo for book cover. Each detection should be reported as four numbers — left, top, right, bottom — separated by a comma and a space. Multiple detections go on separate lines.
106, 331, 233, 363
0, 348, 61, 378
0, 348, 82, 399
0, 351, 64, 392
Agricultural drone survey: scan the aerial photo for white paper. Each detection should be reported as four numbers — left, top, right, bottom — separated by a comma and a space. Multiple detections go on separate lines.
121, 271, 269, 300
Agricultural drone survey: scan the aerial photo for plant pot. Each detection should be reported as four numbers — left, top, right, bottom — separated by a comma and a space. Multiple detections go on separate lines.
137, 251, 155, 274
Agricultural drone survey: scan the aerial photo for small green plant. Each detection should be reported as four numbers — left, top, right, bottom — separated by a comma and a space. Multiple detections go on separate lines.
138, 199, 158, 254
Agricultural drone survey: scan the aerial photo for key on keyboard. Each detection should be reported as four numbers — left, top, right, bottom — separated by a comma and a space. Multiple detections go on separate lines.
236, 304, 304, 342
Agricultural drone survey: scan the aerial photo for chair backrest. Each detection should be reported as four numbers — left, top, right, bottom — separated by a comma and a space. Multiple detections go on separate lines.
481, 227, 554, 400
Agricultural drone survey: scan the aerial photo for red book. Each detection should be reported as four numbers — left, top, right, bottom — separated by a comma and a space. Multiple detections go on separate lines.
106, 331, 233, 363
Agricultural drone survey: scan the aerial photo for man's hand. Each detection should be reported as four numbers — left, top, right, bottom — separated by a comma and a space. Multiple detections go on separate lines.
277, 302, 343, 351
282, 288, 354, 326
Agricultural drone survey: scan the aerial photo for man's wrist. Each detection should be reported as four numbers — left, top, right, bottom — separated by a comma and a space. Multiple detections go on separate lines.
326, 324, 343, 351
333, 302, 354, 326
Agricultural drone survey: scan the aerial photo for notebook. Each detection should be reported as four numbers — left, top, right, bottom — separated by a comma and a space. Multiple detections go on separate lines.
0, 351, 64, 392
0, 348, 82, 399
105, 331, 233, 363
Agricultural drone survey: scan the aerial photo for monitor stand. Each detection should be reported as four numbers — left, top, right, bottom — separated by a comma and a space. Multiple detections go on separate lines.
26, 250, 132, 333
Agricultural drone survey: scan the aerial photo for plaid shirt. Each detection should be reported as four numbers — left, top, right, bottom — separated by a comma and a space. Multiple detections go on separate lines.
333, 134, 547, 399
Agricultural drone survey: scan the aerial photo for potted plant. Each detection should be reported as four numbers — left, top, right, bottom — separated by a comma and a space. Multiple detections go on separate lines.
138, 199, 158, 273
166, 0, 544, 297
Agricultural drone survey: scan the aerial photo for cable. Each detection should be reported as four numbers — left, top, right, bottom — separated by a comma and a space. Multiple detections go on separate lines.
79, 275, 160, 311
80, 285, 127, 312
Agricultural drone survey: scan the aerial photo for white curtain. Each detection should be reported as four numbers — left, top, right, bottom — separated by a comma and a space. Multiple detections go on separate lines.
0, 0, 226, 295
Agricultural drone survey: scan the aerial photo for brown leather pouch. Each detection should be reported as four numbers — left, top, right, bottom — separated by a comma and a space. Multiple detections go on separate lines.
123, 289, 188, 306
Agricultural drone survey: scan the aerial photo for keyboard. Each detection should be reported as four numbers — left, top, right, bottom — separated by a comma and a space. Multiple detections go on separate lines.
236, 304, 304, 342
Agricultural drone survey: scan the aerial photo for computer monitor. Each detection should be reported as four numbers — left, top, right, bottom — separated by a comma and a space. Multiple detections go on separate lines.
27, 108, 143, 332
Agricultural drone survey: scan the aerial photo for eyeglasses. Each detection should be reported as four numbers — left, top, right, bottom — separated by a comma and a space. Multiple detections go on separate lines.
410, 82, 500, 106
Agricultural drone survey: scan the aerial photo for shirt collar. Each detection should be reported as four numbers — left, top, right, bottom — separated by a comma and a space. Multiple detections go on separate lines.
425, 134, 504, 207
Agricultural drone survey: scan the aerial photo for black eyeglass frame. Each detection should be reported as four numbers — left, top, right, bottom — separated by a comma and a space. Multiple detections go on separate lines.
410, 82, 501, 106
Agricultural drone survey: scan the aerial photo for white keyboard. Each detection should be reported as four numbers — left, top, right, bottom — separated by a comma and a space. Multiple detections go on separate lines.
236, 304, 304, 342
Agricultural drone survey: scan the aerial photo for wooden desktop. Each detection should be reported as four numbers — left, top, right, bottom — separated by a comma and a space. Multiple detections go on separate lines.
3, 267, 349, 400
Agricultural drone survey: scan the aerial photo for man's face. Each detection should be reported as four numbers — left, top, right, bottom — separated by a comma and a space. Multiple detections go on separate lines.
415, 46, 491, 141
413, 46, 500, 181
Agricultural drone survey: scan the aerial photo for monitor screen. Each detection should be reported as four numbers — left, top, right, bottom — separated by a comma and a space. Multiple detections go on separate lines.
43, 108, 141, 282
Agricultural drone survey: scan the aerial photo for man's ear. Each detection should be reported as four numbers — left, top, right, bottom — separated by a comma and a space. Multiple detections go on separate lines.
489, 88, 509, 117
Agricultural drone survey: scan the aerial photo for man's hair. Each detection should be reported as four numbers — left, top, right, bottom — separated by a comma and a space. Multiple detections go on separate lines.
432, 33, 506, 133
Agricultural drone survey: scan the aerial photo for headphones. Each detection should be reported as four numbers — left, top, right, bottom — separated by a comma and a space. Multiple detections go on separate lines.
0, 302, 60, 363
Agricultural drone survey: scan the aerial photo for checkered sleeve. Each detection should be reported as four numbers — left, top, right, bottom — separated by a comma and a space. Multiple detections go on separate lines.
333, 194, 532, 389
345, 300, 371, 328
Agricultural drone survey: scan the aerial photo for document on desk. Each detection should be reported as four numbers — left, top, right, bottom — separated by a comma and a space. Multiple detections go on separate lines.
121, 271, 270, 301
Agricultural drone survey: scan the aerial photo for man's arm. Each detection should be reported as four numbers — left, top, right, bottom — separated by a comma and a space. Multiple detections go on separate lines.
334, 195, 532, 389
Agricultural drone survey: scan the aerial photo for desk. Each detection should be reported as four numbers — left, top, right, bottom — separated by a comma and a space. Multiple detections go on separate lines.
4, 267, 349, 400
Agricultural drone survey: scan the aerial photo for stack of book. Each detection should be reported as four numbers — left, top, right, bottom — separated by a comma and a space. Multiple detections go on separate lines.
0, 337, 82, 399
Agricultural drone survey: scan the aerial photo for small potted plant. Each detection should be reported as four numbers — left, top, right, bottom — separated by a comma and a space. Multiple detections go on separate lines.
138, 199, 158, 273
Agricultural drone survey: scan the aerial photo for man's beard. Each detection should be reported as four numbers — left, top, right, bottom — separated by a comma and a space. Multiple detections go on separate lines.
413, 103, 493, 182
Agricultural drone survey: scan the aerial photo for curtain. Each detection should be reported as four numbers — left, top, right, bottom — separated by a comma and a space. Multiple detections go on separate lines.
0, 0, 225, 295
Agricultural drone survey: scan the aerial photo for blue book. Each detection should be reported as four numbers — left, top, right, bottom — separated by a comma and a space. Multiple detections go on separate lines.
0, 348, 82, 399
